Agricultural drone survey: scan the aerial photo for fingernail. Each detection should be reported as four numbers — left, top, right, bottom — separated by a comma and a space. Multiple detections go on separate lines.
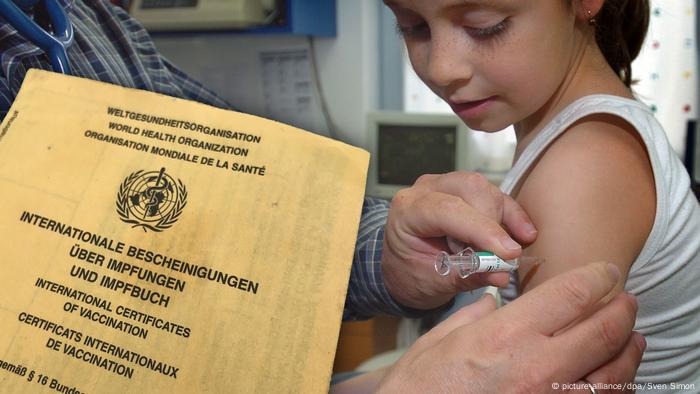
606, 263, 621, 282
524, 223, 538, 235
479, 293, 493, 301
500, 237, 521, 251
634, 332, 647, 351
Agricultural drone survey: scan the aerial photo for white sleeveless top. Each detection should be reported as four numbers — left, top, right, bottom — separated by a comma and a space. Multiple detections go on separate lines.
499, 95, 700, 390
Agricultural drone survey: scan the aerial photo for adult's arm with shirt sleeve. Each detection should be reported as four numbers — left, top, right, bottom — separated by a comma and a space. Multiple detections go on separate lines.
343, 197, 446, 320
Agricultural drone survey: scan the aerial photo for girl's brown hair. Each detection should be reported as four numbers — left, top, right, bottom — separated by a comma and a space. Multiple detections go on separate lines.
591, 0, 650, 86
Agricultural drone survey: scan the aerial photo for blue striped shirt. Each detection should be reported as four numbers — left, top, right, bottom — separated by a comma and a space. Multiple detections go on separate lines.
0, 0, 418, 320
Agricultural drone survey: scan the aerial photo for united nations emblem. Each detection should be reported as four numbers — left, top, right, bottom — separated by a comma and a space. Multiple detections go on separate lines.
116, 168, 187, 232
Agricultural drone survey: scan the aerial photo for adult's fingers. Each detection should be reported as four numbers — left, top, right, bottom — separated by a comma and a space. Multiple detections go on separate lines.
411, 294, 498, 354
502, 194, 538, 245
496, 262, 621, 335
431, 172, 504, 222
568, 332, 645, 394
428, 294, 497, 340
429, 172, 537, 246
551, 292, 638, 384
405, 191, 523, 259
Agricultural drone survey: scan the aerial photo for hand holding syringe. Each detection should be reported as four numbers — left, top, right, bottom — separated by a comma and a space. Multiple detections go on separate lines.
435, 246, 545, 279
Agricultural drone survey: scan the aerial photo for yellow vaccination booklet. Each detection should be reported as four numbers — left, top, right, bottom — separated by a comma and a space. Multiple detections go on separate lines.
0, 70, 368, 393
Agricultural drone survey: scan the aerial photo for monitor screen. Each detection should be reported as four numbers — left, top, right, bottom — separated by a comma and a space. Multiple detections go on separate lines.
377, 124, 456, 186
365, 111, 474, 199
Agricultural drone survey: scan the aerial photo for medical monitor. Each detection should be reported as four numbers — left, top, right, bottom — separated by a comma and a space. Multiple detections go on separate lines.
366, 112, 474, 199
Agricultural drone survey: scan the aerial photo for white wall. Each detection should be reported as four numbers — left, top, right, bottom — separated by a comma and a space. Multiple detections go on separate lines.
151, 0, 379, 149
632, 0, 697, 155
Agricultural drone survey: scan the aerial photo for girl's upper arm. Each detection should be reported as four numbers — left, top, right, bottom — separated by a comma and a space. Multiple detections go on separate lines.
516, 114, 656, 295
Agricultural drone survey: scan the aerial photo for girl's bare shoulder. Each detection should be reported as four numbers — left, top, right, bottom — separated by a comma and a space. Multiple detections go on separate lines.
516, 112, 656, 292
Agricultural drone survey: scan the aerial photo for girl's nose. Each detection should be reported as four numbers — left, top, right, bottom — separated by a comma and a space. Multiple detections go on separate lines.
426, 35, 473, 89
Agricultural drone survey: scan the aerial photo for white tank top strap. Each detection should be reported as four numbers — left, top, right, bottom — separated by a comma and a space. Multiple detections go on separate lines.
500, 94, 654, 195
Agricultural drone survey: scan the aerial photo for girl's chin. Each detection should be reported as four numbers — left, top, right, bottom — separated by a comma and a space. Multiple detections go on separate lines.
461, 119, 511, 133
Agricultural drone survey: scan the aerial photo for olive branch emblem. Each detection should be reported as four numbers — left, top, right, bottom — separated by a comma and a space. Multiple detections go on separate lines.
116, 169, 187, 232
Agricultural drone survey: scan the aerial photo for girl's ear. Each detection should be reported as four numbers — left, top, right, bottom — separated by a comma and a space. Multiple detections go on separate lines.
575, 0, 605, 24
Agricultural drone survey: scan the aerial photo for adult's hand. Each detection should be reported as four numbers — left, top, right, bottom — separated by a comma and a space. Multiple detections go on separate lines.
382, 171, 538, 310
377, 262, 645, 393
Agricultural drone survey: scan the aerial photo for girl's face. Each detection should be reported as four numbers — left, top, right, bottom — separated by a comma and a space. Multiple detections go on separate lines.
386, 0, 582, 132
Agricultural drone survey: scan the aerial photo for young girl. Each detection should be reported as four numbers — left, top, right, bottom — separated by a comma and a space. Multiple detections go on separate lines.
384, 0, 700, 389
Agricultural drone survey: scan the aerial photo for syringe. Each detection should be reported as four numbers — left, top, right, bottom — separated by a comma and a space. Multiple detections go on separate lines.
434, 247, 545, 279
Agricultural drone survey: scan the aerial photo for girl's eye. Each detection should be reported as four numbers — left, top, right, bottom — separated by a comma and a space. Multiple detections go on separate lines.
395, 17, 509, 41
466, 18, 509, 40
395, 21, 430, 39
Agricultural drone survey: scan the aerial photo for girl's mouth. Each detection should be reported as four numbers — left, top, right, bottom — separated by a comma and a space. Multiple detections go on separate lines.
449, 96, 496, 119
